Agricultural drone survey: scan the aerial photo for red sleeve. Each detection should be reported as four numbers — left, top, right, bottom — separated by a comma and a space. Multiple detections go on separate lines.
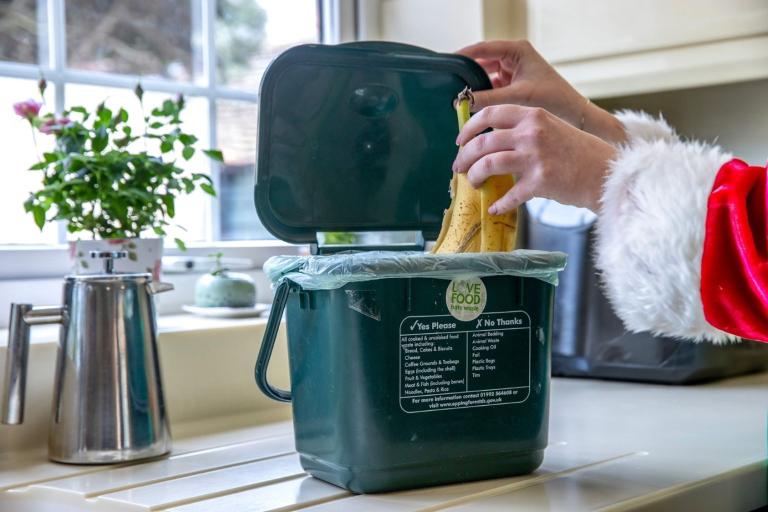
701, 158, 768, 342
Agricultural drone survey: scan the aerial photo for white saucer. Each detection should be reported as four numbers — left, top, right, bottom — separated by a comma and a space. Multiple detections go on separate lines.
182, 303, 271, 319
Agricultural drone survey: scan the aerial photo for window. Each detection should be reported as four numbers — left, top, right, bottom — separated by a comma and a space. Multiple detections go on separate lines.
0, 0, 326, 253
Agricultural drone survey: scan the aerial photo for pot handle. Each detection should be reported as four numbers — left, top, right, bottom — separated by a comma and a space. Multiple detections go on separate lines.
255, 282, 291, 402
2, 304, 65, 424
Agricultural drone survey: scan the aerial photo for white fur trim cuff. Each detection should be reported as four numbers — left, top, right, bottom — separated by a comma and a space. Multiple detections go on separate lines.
614, 110, 679, 145
596, 137, 736, 343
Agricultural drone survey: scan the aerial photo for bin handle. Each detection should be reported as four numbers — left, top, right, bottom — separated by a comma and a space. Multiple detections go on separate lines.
255, 281, 292, 402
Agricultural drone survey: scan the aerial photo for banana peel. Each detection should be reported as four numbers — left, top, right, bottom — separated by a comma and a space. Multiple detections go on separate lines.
479, 174, 518, 252
433, 87, 518, 254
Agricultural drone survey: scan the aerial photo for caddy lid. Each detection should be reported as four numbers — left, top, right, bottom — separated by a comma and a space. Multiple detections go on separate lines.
255, 41, 491, 246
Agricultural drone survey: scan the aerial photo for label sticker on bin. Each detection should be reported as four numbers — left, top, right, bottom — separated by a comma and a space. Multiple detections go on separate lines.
445, 277, 487, 321
399, 311, 531, 413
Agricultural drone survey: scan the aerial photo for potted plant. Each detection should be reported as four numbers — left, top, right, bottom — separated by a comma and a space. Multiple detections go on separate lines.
14, 80, 223, 279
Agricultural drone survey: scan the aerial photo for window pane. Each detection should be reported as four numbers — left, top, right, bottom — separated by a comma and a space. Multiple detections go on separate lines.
217, 100, 271, 240
0, 77, 59, 245
65, 85, 210, 244
66, 0, 193, 81
216, 0, 319, 88
0, 0, 37, 63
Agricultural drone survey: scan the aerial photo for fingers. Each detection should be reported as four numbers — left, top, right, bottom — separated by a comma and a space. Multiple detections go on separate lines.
458, 41, 534, 111
453, 130, 515, 174
491, 77, 505, 88
456, 105, 529, 146
489, 180, 535, 215
475, 58, 500, 76
457, 40, 531, 61
464, 150, 525, 189
470, 87, 519, 112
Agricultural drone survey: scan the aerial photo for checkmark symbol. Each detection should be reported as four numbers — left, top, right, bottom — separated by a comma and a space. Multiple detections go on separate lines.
410, 320, 420, 331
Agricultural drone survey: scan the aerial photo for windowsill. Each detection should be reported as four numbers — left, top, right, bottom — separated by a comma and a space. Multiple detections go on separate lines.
0, 313, 270, 348
0, 241, 303, 280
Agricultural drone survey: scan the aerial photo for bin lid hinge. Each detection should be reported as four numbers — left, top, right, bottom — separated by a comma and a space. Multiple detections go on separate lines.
311, 231, 426, 255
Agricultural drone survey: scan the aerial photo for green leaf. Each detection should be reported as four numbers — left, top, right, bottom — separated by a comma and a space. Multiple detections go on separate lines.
181, 146, 195, 160
69, 106, 88, 115
42, 152, 60, 163
160, 140, 173, 153
181, 177, 195, 193
202, 149, 223, 162
178, 133, 198, 145
200, 183, 216, 196
161, 195, 175, 217
92, 135, 108, 152
149, 122, 164, 129
162, 99, 176, 116
29, 162, 48, 171
98, 106, 112, 123
191, 172, 212, 182
92, 126, 108, 152
174, 238, 187, 251
32, 206, 46, 229
119, 108, 128, 122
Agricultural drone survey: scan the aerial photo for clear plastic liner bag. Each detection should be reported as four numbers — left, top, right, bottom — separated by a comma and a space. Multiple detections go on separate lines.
265, 250, 567, 290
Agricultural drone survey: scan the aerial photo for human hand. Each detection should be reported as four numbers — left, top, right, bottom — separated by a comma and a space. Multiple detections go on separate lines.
452, 105, 617, 213
457, 40, 626, 144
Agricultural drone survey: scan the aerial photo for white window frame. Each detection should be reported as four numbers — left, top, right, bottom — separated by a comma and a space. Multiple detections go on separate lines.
0, 0, 362, 280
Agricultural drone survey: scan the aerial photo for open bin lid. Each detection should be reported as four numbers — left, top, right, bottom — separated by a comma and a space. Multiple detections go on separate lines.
255, 42, 491, 246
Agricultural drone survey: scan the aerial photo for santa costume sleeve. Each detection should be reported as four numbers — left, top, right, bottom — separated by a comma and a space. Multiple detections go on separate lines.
594, 110, 768, 344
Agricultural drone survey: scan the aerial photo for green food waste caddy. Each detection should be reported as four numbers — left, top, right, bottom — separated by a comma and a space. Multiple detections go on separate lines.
254, 42, 567, 493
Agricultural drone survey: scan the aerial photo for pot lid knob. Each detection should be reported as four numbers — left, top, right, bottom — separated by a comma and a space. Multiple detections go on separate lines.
89, 250, 127, 275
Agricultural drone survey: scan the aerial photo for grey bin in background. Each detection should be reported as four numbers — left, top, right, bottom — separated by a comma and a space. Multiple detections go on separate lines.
525, 202, 768, 384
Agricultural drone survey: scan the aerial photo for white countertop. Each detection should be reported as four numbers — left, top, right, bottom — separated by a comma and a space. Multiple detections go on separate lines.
1, 373, 766, 512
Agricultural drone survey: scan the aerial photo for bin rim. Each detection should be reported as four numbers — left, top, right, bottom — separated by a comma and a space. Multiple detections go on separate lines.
264, 249, 567, 290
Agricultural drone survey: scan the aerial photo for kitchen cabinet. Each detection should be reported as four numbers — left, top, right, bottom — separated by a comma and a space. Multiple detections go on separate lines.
527, 0, 768, 98
530, 0, 768, 63
376, 0, 768, 99
377, 0, 526, 53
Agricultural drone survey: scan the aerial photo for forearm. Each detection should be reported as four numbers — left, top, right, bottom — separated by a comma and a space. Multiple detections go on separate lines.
581, 102, 684, 147
581, 101, 628, 145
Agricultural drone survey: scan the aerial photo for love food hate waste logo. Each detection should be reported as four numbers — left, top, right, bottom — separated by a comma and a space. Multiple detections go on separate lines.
445, 277, 487, 322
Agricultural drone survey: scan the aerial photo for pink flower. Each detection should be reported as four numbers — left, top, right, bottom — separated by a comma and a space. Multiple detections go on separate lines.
13, 99, 42, 120
39, 117, 71, 135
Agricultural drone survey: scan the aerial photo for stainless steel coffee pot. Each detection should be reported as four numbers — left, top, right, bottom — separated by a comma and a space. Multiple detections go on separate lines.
1, 251, 173, 463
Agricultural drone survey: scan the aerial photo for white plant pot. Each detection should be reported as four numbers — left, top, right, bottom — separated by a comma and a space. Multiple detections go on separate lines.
69, 238, 164, 280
